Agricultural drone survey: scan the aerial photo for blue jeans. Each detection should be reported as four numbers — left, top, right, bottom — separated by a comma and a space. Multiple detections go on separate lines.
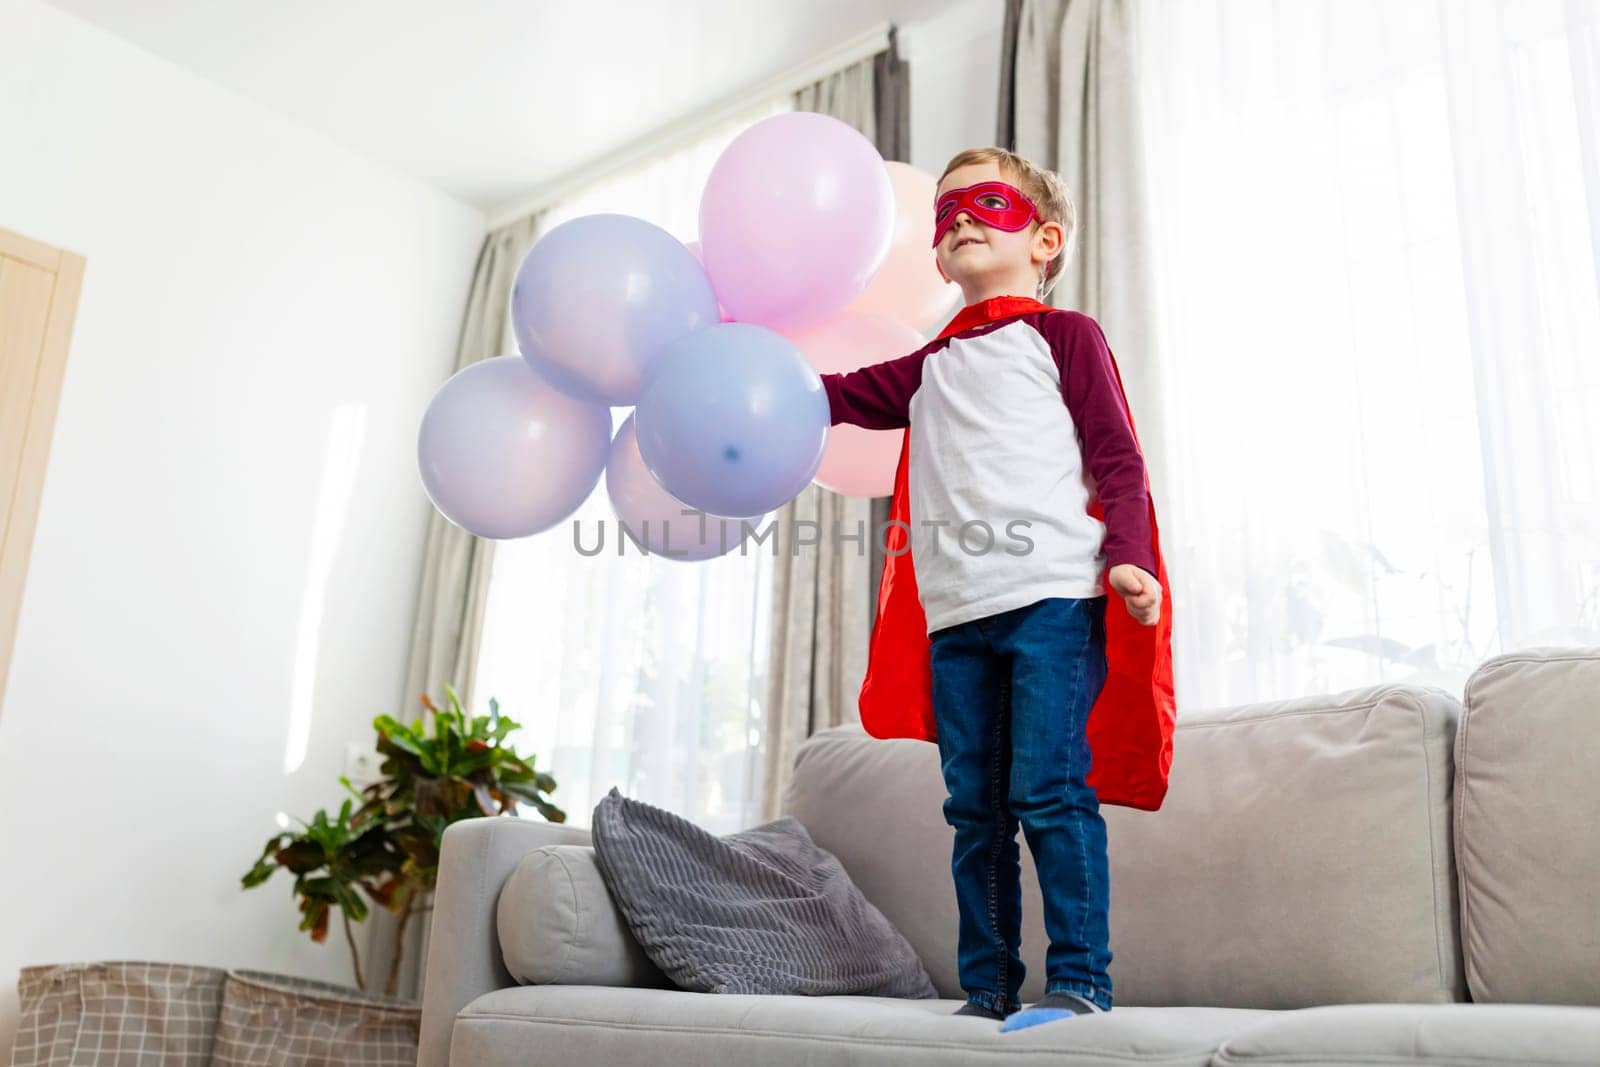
929, 595, 1113, 1014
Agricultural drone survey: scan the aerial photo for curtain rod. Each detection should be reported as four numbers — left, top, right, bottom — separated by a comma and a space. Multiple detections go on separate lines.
485, 21, 892, 229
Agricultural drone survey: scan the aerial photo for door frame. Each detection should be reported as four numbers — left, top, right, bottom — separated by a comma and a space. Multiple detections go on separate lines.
1, 226, 85, 714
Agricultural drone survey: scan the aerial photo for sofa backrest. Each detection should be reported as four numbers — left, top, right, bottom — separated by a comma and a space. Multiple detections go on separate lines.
783, 682, 1466, 1008
1454, 647, 1600, 1006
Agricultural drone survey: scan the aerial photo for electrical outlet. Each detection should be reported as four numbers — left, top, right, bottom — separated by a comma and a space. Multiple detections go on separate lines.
344, 743, 381, 787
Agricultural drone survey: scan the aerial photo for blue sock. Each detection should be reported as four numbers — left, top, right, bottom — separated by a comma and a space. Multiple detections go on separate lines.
999, 991, 1106, 1032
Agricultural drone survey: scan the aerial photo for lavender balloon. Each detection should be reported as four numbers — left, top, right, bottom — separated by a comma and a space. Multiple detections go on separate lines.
512, 213, 719, 406
417, 356, 610, 539
699, 112, 894, 330
633, 324, 829, 517
606, 414, 765, 562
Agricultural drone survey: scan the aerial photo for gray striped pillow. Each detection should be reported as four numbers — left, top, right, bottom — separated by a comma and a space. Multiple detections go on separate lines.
591, 787, 938, 999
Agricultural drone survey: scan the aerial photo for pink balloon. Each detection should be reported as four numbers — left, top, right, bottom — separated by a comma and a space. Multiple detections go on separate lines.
685, 241, 733, 322
847, 163, 962, 334
699, 112, 894, 331
781, 312, 924, 497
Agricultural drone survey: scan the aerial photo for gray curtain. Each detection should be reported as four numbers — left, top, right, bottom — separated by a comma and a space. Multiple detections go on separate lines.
761, 31, 911, 822
400, 214, 543, 717
867, 36, 909, 614
999, 0, 1174, 521
372, 213, 543, 1001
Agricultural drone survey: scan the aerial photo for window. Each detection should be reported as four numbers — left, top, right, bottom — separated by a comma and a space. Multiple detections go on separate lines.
475, 98, 793, 834
1136, 0, 1600, 706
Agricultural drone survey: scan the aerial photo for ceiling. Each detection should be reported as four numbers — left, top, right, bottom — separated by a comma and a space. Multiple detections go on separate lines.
46, 0, 974, 210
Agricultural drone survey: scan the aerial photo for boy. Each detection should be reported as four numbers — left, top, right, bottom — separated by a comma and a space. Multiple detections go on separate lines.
817, 148, 1164, 1030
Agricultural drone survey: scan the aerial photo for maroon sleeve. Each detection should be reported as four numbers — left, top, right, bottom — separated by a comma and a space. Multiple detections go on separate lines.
1040, 311, 1160, 580
819, 345, 932, 430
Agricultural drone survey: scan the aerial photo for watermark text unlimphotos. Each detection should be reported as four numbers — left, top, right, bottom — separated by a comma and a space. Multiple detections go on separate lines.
572, 511, 1036, 559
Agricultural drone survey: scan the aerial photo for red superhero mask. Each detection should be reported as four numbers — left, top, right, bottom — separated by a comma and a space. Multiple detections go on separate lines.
931, 181, 1040, 247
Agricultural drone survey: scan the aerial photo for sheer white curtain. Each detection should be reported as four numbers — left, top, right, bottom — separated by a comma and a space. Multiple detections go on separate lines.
474, 98, 793, 835
1134, 0, 1599, 708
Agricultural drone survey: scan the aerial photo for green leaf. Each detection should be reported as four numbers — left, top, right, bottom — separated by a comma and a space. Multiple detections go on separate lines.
248, 688, 563, 954
529, 797, 568, 823
241, 858, 278, 888
375, 717, 425, 756
274, 840, 325, 875
471, 782, 498, 817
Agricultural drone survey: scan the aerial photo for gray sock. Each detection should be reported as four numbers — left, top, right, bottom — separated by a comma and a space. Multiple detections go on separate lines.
953, 1002, 1007, 1021
1030, 991, 1104, 1014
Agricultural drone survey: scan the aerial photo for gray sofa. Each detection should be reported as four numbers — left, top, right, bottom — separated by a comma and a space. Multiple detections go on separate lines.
418, 647, 1600, 1065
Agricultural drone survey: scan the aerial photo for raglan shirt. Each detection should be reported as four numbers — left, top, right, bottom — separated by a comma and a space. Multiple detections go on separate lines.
820, 309, 1158, 635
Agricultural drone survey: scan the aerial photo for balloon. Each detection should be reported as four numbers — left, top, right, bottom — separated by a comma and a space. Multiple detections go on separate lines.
417, 356, 611, 539
605, 414, 764, 562
846, 162, 964, 334
512, 214, 719, 406
698, 112, 894, 331
684, 241, 734, 322
634, 323, 829, 517
781, 312, 924, 497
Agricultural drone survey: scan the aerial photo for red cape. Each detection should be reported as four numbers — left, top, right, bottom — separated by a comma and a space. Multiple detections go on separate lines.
857, 296, 1176, 811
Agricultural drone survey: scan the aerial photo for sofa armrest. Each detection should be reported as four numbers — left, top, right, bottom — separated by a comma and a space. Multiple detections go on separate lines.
418, 816, 593, 1067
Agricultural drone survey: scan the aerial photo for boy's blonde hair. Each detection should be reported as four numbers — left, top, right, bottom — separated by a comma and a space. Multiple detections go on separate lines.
939, 147, 1075, 298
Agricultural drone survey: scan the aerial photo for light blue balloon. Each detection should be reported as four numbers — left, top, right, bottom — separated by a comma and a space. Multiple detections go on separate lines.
633, 324, 830, 517
511, 213, 719, 406
605, 414, 766, 562
417, 356, 610, 539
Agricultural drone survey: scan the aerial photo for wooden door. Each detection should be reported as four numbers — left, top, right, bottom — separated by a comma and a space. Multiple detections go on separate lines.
1, 227, 84, 712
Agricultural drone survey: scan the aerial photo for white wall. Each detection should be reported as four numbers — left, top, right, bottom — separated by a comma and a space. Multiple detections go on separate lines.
0, 0, 1000, 1055
902, 0, 1008, 175
0, 0, 484, 1055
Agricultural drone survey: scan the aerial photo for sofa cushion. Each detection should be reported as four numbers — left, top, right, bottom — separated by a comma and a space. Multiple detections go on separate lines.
784, 684, 1465, 1008
496, 844, 670, 988
589, 787, 937, 998
1212, 1002, 1600, 1066
1103, 683, 1465, 1008
452, 985, 1274, 1067
1455, 647, 1600, 1005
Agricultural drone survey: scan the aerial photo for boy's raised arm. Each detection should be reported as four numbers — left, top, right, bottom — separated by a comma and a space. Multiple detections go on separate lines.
818, 346, 931, 431
1045, 312, 1160, 580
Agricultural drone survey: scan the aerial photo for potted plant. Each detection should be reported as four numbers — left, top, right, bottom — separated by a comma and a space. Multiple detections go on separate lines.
243, 687, 565, 995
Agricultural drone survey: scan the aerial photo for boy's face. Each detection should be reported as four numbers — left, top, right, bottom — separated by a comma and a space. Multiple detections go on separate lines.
933, 161, 1063, 294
